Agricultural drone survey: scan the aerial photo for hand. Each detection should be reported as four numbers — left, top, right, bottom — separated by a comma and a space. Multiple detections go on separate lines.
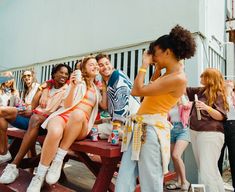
39, 89, 49, 108
195, 100, 210, 111
70, 71, 82, 87
18, 109, 32, 117
107, 134, 112, 143
142, 51, 153, 69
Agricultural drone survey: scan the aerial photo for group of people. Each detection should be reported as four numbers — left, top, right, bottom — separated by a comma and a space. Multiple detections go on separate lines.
0, 24, 234, 192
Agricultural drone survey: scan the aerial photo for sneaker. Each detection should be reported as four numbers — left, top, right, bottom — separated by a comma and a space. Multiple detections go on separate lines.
27, 175, 44, 192
223, 182, 234, 191
46, 160, 63, 185
0, 151, 12, 164
0, 164, 19, 184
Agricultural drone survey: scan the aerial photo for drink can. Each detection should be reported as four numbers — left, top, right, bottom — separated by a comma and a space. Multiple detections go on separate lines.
111, 130, 119, 145
74, 70, 82, 81
91, 127, 98, 142
17, 103, 26, 111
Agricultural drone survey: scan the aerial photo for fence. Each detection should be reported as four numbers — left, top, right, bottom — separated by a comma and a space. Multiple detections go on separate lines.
11, 42, 153, 92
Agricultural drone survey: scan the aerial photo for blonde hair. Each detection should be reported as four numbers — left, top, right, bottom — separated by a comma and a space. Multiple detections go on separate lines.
21, 70, 38, 100
201, 68, 229, 111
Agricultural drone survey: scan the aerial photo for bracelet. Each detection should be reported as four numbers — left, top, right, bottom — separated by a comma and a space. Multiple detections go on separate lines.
38, 86, 43, 91
207, 107, 213, 113
112, 122, 121, 127
139, 68, 147, 73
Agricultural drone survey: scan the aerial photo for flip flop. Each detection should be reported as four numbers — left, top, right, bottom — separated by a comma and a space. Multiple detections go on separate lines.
181, 182, 191, 191
166, 182, 181, 190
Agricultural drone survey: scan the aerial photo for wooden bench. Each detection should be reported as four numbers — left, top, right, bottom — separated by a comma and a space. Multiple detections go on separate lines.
6, 128, 176, 192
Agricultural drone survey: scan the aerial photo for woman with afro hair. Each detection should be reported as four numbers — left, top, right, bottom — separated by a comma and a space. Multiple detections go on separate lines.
115, 25, 196, 192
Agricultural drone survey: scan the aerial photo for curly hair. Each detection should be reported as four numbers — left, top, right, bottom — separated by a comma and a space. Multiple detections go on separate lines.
51, 63, 72, 80
148, 25, 196, 60
80, 55, 97, 89
201, 68, 229, 111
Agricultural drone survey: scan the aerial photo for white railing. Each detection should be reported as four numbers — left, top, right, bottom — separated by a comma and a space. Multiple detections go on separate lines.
11, 42, 152, 92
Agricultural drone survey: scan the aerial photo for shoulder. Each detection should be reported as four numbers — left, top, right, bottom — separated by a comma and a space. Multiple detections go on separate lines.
163, 72, 187, 87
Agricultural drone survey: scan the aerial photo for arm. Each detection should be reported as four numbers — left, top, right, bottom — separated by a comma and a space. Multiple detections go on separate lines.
195, 100, 224, 120
37, 80, 53, 108
99, 81, 108, 110
131, 51, 186, 96
111, 84, 131, 124
63, 71, 78, 108
31, 88, 43, 110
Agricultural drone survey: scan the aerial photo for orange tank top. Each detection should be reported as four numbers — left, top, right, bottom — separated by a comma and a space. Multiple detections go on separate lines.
137, 93, 179, 115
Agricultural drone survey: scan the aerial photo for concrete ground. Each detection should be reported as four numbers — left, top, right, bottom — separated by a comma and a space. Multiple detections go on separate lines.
61, 159, 233, 192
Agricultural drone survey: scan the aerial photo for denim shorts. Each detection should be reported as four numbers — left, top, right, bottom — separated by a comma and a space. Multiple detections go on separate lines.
10, 115, 30, 130
170, 122, 190, 143
10, 115, 47, 135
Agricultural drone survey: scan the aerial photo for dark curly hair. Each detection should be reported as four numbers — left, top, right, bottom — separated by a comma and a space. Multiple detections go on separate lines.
51, 63, 72, 80
148, 25, 196, 60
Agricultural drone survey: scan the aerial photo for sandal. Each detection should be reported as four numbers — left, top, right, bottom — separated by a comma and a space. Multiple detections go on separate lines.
181, 182, 191, 191
166, 182, 181, 190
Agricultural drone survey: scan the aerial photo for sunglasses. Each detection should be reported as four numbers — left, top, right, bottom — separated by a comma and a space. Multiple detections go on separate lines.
23, 74, 32, 78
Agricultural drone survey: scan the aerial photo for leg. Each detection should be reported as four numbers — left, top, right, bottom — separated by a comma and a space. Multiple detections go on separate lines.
171, 140, 189, 187
12, 114, 46, 166
115, 133, 138, 192
197, 131, 225, 192
138, 125, 163, 192
218, 143, 226, 176
59, 110, 87, 150
0, 107, 18, 154
0, 107, 18, 119
225, 122, 235, 189
0, 118, 9, 154
189, 129, 199, 167
27, 116, 65, 192
45, 111, 86, 185
40, 116, 65, 166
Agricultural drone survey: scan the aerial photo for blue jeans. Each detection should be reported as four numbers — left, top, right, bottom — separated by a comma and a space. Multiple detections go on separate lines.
116, 125, 163, 192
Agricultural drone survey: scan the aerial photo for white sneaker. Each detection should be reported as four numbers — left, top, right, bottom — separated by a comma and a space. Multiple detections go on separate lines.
27, 175, 44, 192
0, 164, 19, 184
0, 151, 12, 164
223, 182, 234, 191
46, 160, 63, 185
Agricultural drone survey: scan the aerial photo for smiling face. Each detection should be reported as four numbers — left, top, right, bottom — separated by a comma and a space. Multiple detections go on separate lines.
83, 58, 99, 78
97, 57, 113, 78
22, 70, 33, 87
53, 66, 69, 86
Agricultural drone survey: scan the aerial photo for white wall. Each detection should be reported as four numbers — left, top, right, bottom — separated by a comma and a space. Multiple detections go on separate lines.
227, 0, 235, 19
206, 0, 226, 53
0, 0, 199, 70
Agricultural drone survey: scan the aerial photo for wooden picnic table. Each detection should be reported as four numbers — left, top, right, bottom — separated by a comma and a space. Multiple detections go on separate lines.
7, 128, 121, 192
